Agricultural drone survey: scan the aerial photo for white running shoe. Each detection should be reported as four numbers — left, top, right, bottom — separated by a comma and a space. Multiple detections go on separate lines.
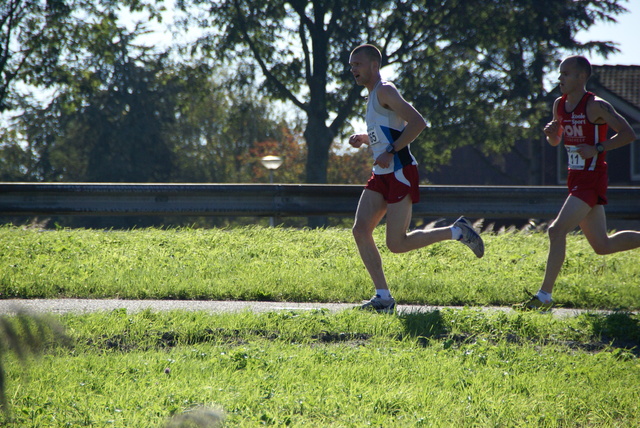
360, 295, 396, 314
453, 216, 485, 258
515, 290, 554, 313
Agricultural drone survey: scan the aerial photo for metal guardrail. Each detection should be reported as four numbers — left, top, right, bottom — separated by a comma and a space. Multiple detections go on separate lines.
0, 182, 639, 219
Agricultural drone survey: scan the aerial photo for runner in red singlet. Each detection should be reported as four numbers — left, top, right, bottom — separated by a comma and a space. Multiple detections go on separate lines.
521, 55, 640, 311
558, 90, 609, 206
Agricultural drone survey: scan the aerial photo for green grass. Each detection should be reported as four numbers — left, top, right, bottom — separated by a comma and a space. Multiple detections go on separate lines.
1, 308, 639, 427
1, 225, 639, 309
1, 225, 639, 426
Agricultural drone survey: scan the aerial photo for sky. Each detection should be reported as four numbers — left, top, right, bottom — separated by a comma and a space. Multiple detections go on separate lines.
574, 0, 640, 66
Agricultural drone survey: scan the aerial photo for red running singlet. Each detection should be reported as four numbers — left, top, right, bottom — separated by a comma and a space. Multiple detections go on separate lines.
557, 91, 608, 172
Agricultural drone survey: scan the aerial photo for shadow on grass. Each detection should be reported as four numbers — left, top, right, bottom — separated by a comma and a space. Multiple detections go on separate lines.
396, 310, 472, 348
583, 311, 640, 356
398, 309, 476, 349
396, 309, 640, 356
81, 308, 640, 359
398, 310, 447, 338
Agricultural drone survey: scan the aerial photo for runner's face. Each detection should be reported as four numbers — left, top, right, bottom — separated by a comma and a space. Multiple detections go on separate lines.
349, 52, 376, 87
558, 60, 584, 95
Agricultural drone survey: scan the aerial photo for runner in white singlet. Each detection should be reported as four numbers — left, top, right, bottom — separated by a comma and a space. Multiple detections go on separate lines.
348, 44, 484, 313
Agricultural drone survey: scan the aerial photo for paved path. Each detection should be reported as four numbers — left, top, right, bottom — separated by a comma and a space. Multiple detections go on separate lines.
0, 298, 618, 317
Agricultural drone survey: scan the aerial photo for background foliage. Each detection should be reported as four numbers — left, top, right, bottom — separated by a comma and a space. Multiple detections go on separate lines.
0, 0, 630, 227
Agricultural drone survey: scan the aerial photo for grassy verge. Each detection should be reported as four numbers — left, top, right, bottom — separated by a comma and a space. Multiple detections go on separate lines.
1, 225, 638, 426
1, 225, 639, 309
1, 308, 638, 426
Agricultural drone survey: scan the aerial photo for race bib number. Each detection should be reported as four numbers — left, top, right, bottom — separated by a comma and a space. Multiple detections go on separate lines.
367, 127, 381, 146
566, 146, 585, 170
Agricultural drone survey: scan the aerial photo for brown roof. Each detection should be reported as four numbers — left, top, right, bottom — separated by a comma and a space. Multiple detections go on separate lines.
592, 65, 640, 108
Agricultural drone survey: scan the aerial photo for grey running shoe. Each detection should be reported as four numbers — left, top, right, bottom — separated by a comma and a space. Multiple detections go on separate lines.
516, 290, 554, 313
453, 216, 485, 258
360, 295, 396, 314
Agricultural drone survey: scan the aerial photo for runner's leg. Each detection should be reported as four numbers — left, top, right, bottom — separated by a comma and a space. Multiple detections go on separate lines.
580, 205, 640, 255
540, 196, 592, 294
385, 196, 451, 254
353, 189, 388, 290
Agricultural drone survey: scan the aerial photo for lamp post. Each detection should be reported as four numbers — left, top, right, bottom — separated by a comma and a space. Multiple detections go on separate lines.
260, 155, 284, 183
260, 155, 283, 226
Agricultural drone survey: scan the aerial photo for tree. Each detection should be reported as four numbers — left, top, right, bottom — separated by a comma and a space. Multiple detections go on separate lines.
177, 0, 626, 186
169, 66, 295, 184
327, 148, 372, 185
3, 50, 295, 190
397, 0, 626, 184
0, 0, 164, 113
0, 128, 36, 181
17, 39, 179, 183
1, 0, 173, 185
1, 0, 68, 112
249, 128, 307, 184
178, 0, 393, 184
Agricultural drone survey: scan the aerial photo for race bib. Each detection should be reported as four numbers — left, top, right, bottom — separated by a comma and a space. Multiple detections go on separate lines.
566, 146, 585, 170
367, 127, 381, 146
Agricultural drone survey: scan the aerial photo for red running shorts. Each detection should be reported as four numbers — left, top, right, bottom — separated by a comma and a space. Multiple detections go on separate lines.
364, 164, 420, 204
567, 169, 608, 207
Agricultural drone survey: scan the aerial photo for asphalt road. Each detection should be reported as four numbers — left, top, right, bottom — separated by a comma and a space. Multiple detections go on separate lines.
0, 298, 617, 317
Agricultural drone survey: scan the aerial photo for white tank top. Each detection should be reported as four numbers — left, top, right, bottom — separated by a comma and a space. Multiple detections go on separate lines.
366, 80, 417, 175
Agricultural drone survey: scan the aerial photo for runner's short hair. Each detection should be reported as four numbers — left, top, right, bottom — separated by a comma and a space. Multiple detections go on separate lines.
351, 44, 382, 64
564, 55, 592, 79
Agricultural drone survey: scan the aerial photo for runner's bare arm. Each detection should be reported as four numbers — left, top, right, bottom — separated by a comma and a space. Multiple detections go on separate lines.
579, 98, 638, 158
589, 98, 637, 150
543, 98, 562, 147
376, 82, 427, 151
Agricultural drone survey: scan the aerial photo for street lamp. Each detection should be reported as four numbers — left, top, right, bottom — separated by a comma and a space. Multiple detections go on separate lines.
260, 155, 283, 227
260, 155, 284, 183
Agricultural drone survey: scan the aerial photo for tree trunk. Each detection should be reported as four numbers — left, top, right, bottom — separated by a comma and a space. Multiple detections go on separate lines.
304, 114, 334, 184
304, 113, 335, 227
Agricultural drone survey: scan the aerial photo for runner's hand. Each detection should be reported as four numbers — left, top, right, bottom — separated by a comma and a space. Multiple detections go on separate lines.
543, 120, 560, 138
349, 134, 367, 148
575, 143, 596, 159
374, 152, 393, 169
